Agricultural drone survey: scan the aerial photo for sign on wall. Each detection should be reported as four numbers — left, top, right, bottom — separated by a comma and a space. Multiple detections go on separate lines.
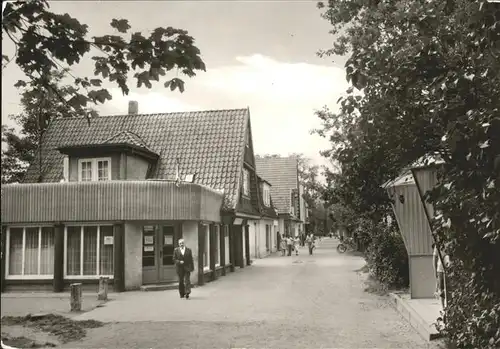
144, 236, 154, 245
104, 236, 114, 245
164, 235, 173, 245
144, 246, 154, 252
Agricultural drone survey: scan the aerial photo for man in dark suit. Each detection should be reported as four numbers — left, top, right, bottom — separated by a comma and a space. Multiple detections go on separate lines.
173, 239, 194, 299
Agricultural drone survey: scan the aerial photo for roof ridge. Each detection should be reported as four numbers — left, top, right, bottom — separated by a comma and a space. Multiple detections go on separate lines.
52, 108, 250, 121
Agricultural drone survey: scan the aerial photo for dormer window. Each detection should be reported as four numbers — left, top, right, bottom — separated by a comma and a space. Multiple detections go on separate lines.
263, 183, 271, 206
78, 158, 111, 182
242, 168, 250, 196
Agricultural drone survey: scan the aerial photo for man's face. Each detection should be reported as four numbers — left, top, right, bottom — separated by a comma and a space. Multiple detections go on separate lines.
179, 239, 185, 248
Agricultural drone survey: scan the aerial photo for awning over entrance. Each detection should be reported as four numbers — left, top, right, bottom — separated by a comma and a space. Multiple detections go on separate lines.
1, 180, 223, 223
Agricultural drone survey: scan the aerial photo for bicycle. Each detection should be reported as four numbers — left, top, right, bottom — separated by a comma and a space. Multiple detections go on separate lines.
336, 238, 357, 254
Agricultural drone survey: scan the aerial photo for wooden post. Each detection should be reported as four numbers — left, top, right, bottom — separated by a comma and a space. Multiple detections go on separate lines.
1, 226, 6, 293
113, 224, 125, 292
209, 223, 217, 281
70, 283, 82, 312
245, 224, 251, 266
197, 223, 205, 286
228, 224, 235, 272
98, 277, 109, 301
220, 225, 226, 276
53, 224, 64, 292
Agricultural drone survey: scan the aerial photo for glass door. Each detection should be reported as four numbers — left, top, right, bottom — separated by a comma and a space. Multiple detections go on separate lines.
159, 225, 181, 282
142, 225, 158, 284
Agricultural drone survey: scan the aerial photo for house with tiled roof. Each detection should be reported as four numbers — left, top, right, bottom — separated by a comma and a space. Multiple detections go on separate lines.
1, 102, 272, 293
247, 175, 279, 260
255, 156, 307, 240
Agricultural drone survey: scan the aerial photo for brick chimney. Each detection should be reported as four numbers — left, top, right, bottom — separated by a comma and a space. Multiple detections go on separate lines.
128, 101, 138, 115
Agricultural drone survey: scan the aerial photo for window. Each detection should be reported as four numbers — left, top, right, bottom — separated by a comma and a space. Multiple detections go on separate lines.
202, 225, 209, 269
242, 168, 250, 196
6, 226, 55, 279
78, 158, 111, 182
265, 225, 270, 252
214, 225, 220, 267
224, 226, 230, 265
65, 225, 114, 278
263, 184, 271, 206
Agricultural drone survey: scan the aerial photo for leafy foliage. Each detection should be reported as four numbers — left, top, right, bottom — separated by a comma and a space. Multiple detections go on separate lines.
2, 0, 206, 119
364, 221, 409, 289
2, 70, 77, 183
315, 0, 500, 347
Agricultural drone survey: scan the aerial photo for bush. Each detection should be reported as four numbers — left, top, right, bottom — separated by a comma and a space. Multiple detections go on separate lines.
365, 222, 409, 289
438, 263, 500, 349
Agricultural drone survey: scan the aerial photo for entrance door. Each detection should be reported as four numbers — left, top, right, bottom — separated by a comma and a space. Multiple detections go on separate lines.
142, 224, 182, 285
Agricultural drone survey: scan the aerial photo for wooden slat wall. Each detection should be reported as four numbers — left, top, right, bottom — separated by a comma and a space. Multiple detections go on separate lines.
1, 181, 223, 223
390, 184, 433, 256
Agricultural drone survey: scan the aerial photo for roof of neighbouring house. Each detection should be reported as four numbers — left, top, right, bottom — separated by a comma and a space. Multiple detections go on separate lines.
24, 108, 251, 210
255, 156, 298, 214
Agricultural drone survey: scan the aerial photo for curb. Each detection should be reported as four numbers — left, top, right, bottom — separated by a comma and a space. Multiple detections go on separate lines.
389, 292, 442, 342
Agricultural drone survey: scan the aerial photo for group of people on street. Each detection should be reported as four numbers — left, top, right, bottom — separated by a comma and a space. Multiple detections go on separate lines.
278, 232, 317, 256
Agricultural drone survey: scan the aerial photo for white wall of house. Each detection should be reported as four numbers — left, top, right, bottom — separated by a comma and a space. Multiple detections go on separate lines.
248, 219, 276, 259
248, 221, 258, 259
124, 222, 142, 290
242, 225, 247, 263
182, 221, 199, 286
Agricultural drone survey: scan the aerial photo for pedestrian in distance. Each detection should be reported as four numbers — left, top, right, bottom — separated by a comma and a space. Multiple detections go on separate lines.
286, 235, 293, 256
306, 233, 315, 255
280, 234, 287, 256
293, 235, 300, 256
173, 239, 194, 299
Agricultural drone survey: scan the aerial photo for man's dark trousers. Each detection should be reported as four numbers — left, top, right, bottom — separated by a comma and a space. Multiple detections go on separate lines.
178, 269, 191, 297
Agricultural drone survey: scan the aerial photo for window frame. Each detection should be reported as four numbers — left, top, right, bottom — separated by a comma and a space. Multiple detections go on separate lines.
263, 183, 271, 206
5, 225, 55, 280
64, 224, 115, 279
242, 168, 250, 197
78, 157, 112, 182
214, 225, 220, 267
202, 224, 210, 271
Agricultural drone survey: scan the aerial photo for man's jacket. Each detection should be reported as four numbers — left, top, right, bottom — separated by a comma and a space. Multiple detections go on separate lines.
173, 247, 195, 273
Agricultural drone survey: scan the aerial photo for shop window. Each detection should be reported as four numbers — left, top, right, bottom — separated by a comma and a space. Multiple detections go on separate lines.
214, 225, 220, 267
224, 226, 230, 265
66, 225, 114, 277
203, 225, 210, 269
7, 226, 55, 278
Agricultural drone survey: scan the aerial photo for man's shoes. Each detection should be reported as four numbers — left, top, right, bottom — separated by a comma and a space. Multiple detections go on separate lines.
180, 294, 185, 298
185, 293, 190, 299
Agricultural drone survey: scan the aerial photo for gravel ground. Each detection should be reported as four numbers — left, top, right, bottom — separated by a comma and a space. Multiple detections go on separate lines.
55, 239, 433, 349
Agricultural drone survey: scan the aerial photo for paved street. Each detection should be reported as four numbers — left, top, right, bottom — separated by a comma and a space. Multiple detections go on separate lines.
55, 238, 431, 349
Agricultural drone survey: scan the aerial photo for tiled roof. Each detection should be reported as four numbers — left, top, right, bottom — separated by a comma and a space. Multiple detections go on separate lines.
103, 130, 151, 150
24, 109, 250, 210
255, 157, 298, 214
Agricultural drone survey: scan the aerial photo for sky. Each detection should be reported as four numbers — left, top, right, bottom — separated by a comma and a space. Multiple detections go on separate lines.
1, 1, 349, 171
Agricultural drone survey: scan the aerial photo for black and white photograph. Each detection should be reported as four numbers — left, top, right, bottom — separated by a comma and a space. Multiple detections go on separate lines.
1, 0, 499, 348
